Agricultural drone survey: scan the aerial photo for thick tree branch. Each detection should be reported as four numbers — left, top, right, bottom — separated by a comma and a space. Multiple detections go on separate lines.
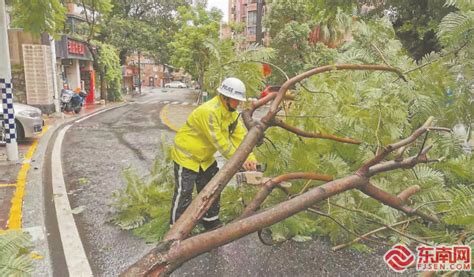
240, 172, 333, 219
358, 183, 439, 223
251, 92, 277, 111
142, 175, 368, 275
242, 109, 258, 130
272, 118, 361, 145
397, 185, 420, 202
367, 150, 431, 176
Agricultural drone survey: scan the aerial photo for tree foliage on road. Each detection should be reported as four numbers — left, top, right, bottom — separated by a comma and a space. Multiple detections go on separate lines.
111, 1, 473, 275
0, 230, 34, 276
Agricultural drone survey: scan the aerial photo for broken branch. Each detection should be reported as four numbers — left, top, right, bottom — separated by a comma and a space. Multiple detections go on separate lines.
358, 183, 439, 223
241, 172, 333, 218
357, 116, 435, 175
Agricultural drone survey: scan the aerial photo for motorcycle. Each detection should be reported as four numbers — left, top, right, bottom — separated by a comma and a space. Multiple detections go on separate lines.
61, 89, 87, 114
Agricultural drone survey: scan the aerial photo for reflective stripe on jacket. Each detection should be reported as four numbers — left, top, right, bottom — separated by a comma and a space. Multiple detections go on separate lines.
171, 96, 256, 172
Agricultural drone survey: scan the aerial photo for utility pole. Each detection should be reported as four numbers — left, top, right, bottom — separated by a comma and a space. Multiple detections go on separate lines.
0, 0, 19, 161
256, 0, 264, 45
137, 51, 142, 95
49, 35, 60, 114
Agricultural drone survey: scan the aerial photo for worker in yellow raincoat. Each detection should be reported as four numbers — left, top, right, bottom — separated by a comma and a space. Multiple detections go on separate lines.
170, 77, 257, 230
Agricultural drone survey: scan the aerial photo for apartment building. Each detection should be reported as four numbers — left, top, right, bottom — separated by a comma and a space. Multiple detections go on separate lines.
228, 0, 269, 45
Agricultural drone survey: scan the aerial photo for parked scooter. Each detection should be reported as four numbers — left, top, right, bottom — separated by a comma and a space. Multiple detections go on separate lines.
60, 89, 87, 114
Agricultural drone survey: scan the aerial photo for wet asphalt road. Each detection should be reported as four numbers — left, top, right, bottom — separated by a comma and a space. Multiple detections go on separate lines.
61, 88, 405, 276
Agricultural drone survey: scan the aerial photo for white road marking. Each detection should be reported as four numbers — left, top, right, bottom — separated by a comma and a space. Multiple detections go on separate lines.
151, 99, 163, 104
75, 103, 128, 123
52, 125, 93, 276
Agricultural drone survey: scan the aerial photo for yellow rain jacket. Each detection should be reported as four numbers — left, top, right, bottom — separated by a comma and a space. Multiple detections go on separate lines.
171, 96, 257, 172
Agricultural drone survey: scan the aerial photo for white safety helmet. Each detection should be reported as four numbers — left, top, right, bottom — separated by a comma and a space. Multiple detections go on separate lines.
217, 77, 246, 101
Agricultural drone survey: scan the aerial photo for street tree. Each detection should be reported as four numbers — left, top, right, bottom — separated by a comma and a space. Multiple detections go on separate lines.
264, 0, 356, 81
103, 0, 186, 65
168, 5, 222, 88
67, 0, 124, 100
203, 38, 275, 97
363, 0, 458, 61
7, 0, 66, 35
115, 2, 473, 274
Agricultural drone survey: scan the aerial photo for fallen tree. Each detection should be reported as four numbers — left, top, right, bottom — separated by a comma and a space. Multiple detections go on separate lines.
121, 64, 454, 276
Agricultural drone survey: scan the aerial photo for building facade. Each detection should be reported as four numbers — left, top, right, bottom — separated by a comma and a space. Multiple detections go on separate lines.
58, 3, 96, 104
228, 0, 269, 45
123, 55, 168, 92
7, 2, 97, 113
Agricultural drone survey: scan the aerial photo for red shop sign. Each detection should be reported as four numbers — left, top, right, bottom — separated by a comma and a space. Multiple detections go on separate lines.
68, 40, 85, 55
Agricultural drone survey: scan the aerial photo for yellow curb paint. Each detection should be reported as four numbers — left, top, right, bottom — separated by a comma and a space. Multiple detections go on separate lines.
30, 252, 44, 260
0, 184, 16, 187
7, 126, 49, 230
160, 104, 180, 132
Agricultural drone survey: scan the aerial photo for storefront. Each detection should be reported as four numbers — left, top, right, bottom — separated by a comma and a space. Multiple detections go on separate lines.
55, 36, 95, 104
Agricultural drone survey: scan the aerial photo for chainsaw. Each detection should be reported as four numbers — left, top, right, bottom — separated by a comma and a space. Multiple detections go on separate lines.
234, 164, 291, 187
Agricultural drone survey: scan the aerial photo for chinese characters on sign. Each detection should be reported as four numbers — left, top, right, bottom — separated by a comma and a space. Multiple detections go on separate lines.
67, 40, 85, 56
384, 244, 472, 273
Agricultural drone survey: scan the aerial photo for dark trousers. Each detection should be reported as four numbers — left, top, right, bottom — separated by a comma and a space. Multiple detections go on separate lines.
170, 161, 220, 224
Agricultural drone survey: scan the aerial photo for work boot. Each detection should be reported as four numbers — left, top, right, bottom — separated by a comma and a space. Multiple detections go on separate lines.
202, 219, 222, 231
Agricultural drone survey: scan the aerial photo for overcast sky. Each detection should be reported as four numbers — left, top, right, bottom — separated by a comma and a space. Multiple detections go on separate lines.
207, 0, 229, 22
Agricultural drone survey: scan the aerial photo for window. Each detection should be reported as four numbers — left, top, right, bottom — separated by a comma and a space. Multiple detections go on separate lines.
247, 11, 257, 27
247, 26, 256, 35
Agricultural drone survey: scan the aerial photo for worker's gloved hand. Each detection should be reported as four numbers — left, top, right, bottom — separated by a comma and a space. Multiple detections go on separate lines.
243, 160, 257, 171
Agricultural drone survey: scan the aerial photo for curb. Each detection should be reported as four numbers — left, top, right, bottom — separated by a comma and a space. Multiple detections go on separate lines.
18, 102, 129, 275
159, 104, 180, 132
